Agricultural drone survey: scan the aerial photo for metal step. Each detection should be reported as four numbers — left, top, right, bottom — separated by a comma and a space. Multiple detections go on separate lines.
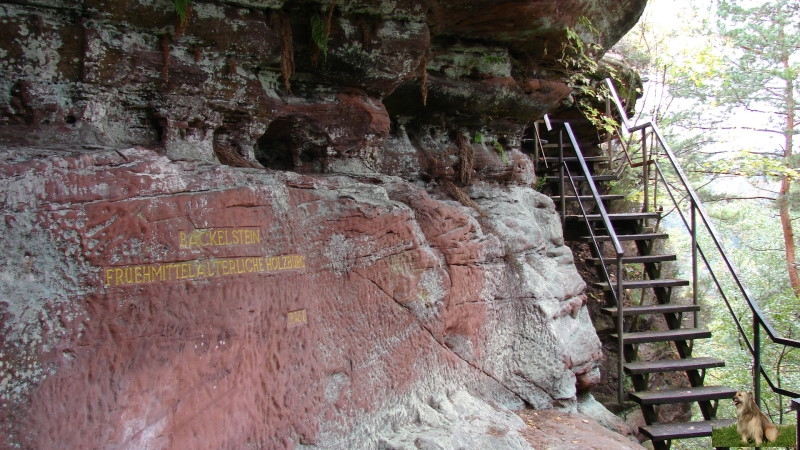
602, 304, 701, 317
543, 156, 609, 163
629, 385, 737, 406
541, 142, 573, 148
584, 233, 670, 242
594, 278, 689, 291
545, 174, 618, 182
550, 194, 625, 202
612, 327, 712, 344
640, 418, 736, 441
567, 212, 661, 222
624, 357, 725, 375
589, 254, 677, 265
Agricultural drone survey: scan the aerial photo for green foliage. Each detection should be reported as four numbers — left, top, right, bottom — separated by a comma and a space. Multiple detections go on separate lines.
472, 132, 484, 144
654, 0, 800, 304
560, 23, 600, 81
711, 423, 796, 447
482, 54, 506, 65
311, 15, 329, 61
714, 0, 800, 112
534, 174, 547, 192
174, 0, 190, 27
696, 150, 800, 179
493, 141, 509, 164
606, 165, 642, 203
688, 196, 800, 421
575, 84, 619, 135
559, 18, 620, 136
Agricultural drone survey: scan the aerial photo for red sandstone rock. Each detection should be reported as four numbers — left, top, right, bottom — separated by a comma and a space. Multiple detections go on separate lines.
0, 0, 649, 447
0, 0, 645, 165
0, 147, 602, 448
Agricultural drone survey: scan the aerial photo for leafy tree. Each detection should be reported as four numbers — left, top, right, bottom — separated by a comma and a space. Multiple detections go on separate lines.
699, 198, 800, 421
680, 0, 800, 296
617, 0, 800, 310
612, 0, 800, 439
718, 0, 800, 296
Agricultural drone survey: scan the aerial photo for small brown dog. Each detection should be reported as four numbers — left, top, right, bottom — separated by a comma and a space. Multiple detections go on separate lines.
733, 391, 779, 445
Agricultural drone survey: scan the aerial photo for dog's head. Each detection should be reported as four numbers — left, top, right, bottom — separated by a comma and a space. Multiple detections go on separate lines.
733, 391, 753, 410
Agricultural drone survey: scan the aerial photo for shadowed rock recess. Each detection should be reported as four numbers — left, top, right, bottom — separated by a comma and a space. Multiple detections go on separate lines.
0, 0, 646, 448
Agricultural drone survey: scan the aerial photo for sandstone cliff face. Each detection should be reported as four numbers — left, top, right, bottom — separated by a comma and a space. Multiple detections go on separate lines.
1, 147, 599, 448
0, 0, 646, 448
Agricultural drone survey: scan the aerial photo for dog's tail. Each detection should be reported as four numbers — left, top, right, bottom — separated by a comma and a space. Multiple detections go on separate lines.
764, 423, 779, 442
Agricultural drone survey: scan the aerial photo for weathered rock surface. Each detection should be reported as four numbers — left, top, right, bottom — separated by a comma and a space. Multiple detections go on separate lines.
0, 0, 646, 167
517, 403, 644, 449
0, 0, 649, 447
1, 147, 606, 448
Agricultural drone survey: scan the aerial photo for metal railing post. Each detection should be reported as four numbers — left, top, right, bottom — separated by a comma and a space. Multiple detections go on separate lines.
534, 121, 541, 167
754, 319, 761, 407
691, 202, 698, 328
562, 121, 626, 407
651, 133, 658, 213
617, 257, 625, 406
605, 97, 614, 172
792, 398, 799, 450
559, 129, 566, 226
653, 156, 659, 213
642, 128, 649, 213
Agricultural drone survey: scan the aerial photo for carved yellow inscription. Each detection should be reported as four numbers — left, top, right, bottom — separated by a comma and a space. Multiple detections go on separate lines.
287, 309, 308, 328
179, 228, 262, 248
104, 254, 306, 286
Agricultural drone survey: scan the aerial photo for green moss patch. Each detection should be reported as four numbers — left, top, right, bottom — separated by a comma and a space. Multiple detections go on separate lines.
711, 423, 796, 447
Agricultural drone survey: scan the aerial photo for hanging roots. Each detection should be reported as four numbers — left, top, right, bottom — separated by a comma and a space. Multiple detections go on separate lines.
214, 145, 260, 168
455, 133, 474, 185
441, 179, 480, 210
160, 34, 171, 85
420, 55, 428, 106
325, 2, 335, 42
280, 15, 294, 92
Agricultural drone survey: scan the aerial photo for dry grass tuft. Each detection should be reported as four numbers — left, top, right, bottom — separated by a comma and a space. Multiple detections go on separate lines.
440, 179, 479, 210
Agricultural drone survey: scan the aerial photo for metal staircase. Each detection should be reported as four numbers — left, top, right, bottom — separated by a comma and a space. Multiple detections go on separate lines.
533, 78, 800, 449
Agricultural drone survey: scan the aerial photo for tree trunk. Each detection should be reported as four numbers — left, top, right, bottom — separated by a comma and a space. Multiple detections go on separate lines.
781, 52, 800, 296
778, 177, 799, 296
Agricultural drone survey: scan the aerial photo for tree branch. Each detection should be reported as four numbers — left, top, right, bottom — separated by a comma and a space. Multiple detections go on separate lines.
702, 195, 777, 202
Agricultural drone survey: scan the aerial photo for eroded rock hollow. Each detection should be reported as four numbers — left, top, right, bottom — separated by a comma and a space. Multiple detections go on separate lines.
0, 0, 646, 448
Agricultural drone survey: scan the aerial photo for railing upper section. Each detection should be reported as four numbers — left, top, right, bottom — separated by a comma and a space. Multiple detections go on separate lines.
546, 116, 628, 405
563, 122, 625, 259
604, 78, 800, 401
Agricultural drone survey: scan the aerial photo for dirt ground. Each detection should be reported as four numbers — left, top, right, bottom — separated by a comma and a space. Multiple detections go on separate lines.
517, 409, 647, 450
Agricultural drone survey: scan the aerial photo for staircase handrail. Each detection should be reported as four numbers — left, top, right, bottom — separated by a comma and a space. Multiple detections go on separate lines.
563, 123, 626, 259
551, 119, 627, 404
651, 158, 799, 403
604, 78, 800, 405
